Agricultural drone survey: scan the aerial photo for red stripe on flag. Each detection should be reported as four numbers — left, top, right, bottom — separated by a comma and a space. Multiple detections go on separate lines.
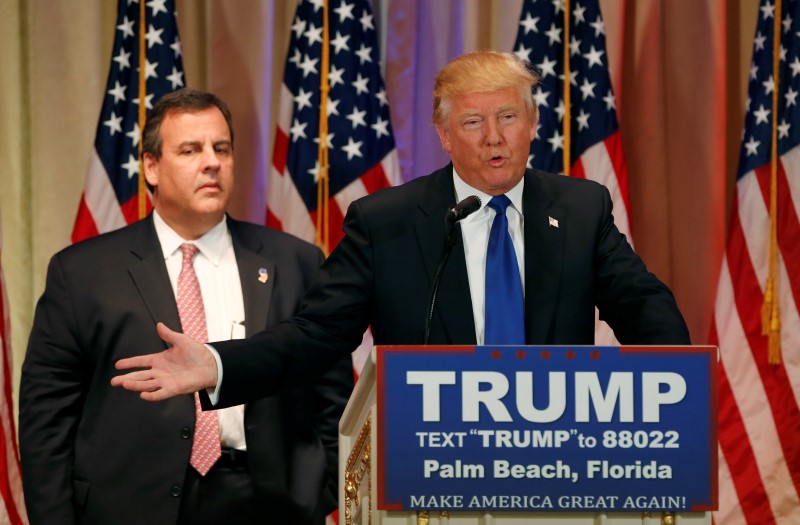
361, 162, 392, 195
717, 344, 773, 524
266, 209, 283, 231
71, 195, 100, 244
604, 132, 631, 217
570, 158, 587, 179
0, 249, 24, 523
754, 163, 800, 311
311, 199, 347, 250
272, 128, 289, 175
0, 424, 23, 525
776, 161, 800, 310
119, 194, 152, 225
726, 192, 800, 511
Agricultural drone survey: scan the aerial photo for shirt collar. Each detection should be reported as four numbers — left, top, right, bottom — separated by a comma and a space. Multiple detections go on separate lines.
153, 210, 229, 266
451, 167, 525, 222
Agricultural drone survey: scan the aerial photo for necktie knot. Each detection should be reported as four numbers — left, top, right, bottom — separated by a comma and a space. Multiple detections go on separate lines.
488, 195, 512, 216
181, 243, 200, 267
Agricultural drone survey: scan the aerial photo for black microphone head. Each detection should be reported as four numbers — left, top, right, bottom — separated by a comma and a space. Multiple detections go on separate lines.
446, 195, 482, 223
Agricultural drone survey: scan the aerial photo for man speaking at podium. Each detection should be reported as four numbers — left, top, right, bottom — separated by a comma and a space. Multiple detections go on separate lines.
112, 51, 690, 409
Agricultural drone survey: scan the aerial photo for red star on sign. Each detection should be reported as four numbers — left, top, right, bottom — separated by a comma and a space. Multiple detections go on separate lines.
491, 350, 502, 359
590, 350, 601, 359
565, 351, 576, 360
515, 350, 527, 359
540, 350, 551, 359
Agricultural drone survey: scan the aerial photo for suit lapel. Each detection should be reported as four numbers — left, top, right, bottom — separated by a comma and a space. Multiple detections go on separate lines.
414, 167, 476, 344
127, 216, 182, 347
523, 170, 565, 343
228, 219, 274, 335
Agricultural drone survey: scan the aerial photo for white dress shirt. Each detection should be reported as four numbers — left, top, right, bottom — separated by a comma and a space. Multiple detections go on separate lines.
153, 211, 248, 450
452, 170, 525, 345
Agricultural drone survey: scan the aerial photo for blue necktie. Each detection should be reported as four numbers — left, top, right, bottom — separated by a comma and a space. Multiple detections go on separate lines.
484, 195, 525, 345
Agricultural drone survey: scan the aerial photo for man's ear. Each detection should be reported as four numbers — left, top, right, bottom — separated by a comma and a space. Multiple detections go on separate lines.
143, 152, 158, 188
435, 123, 451, 153
528, 105, 538, 142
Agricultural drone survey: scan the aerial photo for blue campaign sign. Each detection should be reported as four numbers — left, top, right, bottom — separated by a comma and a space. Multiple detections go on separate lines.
376, 345, 717, 513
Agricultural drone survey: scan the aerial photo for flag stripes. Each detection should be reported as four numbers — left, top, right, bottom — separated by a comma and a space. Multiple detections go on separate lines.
0, 222, 26, 523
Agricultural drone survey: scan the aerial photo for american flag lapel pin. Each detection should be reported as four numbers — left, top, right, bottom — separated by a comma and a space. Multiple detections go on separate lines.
548, 216, 559, 228
258, 268, 269, 283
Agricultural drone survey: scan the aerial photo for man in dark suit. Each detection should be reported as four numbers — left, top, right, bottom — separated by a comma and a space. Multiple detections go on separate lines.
20, 89, 353, 525
111, 51, 689, 410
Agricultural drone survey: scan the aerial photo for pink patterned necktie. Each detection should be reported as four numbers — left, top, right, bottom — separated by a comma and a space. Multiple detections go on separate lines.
176, 243, 221, 476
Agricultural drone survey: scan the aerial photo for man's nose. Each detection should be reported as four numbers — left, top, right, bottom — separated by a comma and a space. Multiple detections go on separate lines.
484, 121, 503, 146
201, 147, 221, 169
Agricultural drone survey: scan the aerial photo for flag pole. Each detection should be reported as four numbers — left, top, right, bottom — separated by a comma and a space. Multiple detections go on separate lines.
316, 0, 332, 255
763, 0, 782, 363
137, 0, 147, 220
562, 0, 571, 177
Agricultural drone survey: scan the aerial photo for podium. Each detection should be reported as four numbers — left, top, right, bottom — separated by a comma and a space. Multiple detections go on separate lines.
339, 346, 714, 525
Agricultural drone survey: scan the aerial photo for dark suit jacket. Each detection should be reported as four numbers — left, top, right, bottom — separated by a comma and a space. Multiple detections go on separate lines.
20, 215, 353, 525
212, 166, 690, 408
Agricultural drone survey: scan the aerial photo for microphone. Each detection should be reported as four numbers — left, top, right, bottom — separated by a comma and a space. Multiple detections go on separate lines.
424, 196, 482, 345
446, 195, 482, 224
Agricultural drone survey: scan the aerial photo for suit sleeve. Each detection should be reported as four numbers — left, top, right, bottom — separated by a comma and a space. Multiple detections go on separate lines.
213, 202, 374, 407
593, 185, 691, 344
311, 355, 354, 512
19, 255, 83, 525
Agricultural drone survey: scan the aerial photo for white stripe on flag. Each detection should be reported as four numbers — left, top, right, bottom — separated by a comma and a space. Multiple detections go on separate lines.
716, 256, 800, 520
716, 446, 748, 524
268, 167, 316, 244
85, 149, 126, 233
737, 171, 770, 289
580, 140, 631, 240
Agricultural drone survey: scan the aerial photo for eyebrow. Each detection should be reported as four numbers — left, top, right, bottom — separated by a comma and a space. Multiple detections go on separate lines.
174, 139, 232, 149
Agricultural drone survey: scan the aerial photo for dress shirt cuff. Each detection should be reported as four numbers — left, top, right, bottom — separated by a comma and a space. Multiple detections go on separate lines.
204, 343, 223, 405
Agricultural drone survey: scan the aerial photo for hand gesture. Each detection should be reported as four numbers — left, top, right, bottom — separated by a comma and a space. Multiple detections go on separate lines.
111, 323, 218, 401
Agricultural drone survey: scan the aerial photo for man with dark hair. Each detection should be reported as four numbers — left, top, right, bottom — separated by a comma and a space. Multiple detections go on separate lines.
20, 88, 353, 525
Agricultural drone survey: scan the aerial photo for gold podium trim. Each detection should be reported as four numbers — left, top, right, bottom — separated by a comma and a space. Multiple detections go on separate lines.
344, 415, 371, 525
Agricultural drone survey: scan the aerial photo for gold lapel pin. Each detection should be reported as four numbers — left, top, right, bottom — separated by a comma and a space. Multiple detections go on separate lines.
258, 268, 269, 283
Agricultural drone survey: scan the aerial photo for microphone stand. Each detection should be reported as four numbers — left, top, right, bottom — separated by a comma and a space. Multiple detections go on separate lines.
423, 218, 457, 345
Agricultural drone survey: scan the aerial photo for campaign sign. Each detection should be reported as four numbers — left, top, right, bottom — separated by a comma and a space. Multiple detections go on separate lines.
376, 345, 717, 513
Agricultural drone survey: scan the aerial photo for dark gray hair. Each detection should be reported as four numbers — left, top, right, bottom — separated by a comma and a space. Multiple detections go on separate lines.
141, 88, 234, 159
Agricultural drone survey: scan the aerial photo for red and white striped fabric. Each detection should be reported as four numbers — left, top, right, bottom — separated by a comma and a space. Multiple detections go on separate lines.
266, 0, 401, 375
0, 220, 27, 524
711, 0, 800, 522
712, 153, 800, 524
513, 0, 630, 346
72, 0, 184, 243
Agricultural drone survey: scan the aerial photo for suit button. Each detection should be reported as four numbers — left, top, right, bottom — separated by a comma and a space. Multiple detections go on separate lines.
181, 427, 192, 439
171, 485, 181, 497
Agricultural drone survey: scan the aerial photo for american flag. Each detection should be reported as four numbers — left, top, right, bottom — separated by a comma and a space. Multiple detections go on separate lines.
267, 0, 401, 373
0, 218, 26, 524
712, 0, 800, 522
512, 0, 630, 345
72, 0, 184, 242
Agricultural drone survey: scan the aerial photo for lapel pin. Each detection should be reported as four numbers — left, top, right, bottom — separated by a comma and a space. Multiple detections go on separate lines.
258, 268, 269, 283
548, 216, 559, 228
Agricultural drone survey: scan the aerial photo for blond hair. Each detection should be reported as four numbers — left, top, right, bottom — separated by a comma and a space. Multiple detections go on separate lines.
432, 50, 539, 125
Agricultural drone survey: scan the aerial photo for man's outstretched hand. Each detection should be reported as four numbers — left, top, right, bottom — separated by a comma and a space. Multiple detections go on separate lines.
111, 323, 218, 401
